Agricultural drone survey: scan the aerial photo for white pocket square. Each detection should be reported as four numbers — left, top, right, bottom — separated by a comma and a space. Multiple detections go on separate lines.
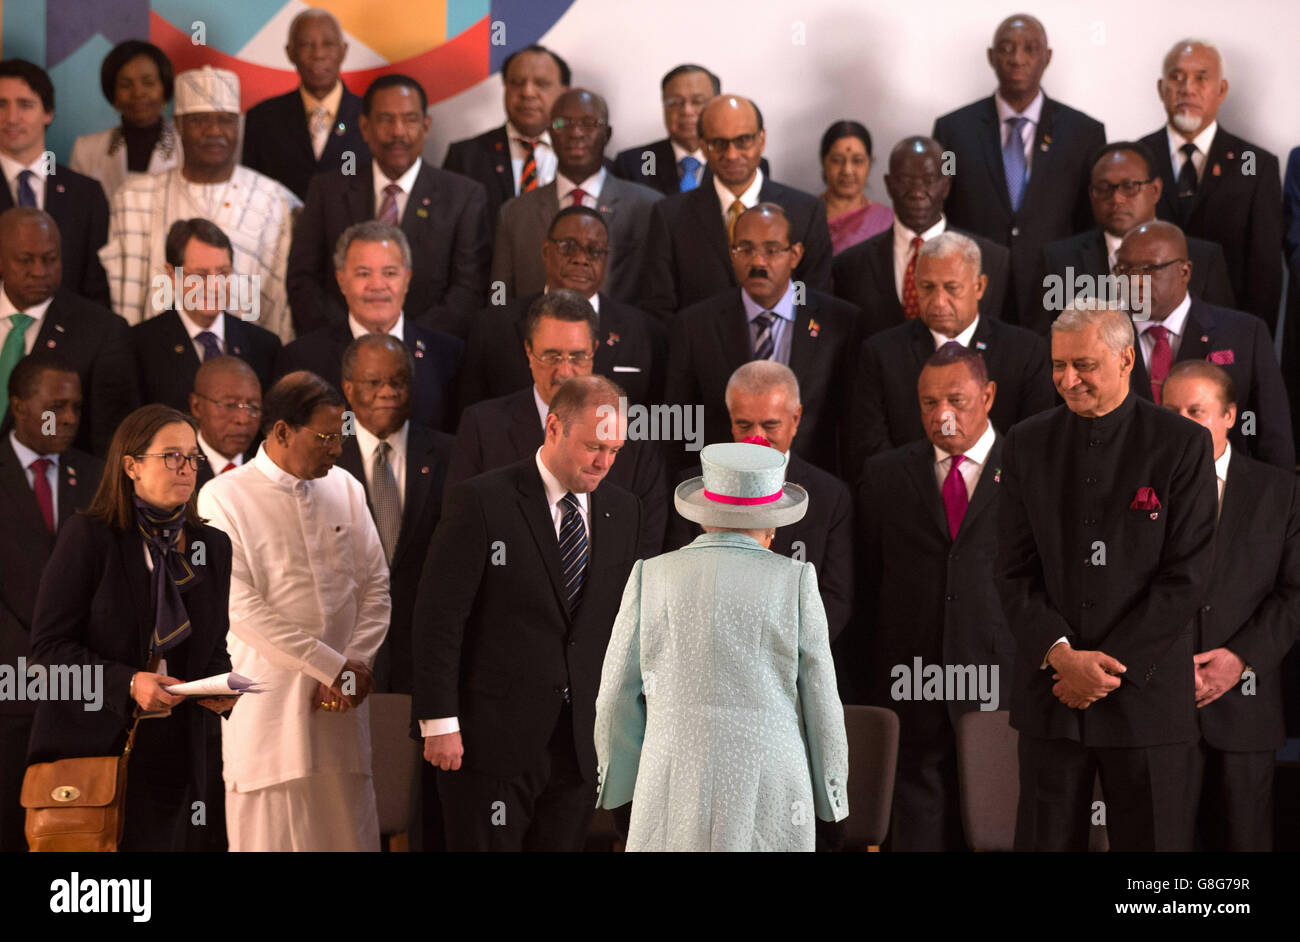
611, 366, 641, 372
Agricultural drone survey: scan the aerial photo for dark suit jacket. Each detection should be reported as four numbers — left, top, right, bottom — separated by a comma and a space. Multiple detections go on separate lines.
241, 85, 369, 201
0, 441, 103, 716
612, 138, 771, 196
1197, 450, 1300, 751
338, 421, 452, 694
0, 164, 109, 307
459, 291, 664, 408
1139, 127, 1283, 331
640, 174, 834, 319
286, 161, 491, 337
11, 290, 140, 457
664, 287, 860, 474
26, 514, 232, 806
664, 452, 854, 639
830, 225, 1011, 336
130, 309, 280, 412
274, 320, 463, 433
850, 315, 1055, 479
933, 96, 1106, 326
412, 456, 640, 780
1035, 229, 1235, 336
194, 445, 257, 492
442, 125, 517, 233
446, 387, 666, 560
856, 435, 1014, 738
1127, 298, 1294, 469
997, 393, 1218, 747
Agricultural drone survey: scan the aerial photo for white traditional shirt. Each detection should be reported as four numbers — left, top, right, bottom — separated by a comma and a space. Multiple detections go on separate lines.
198, 445, 390, 792
100, 165, 301, 343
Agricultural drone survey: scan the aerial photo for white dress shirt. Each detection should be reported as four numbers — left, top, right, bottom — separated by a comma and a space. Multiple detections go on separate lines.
714, 167, 764, 226
0, 289, 55, 355
556, 167, 607, 208
1215, 441, 1232, 516
353, 419, 408, 514
372, 157, 422, 223
1103, 230, 1123, 272
892, 217, 947, 302
197, 446, 390, 791
671, 139, 706, 187
179, 308, 225, 359
9, 430, 59, 527
533, 384, 550, 429
932, 421, 996, 498
995, 89, 1044, 173
348, 311, 404, 341
1167, 121, 1218, 187
740, 279, 796, 365
506, 120, 557, 192
1137, 292, 1192, 370
0, 151, 48, 208
930, 314, 981, 350
197, 430, 243, 473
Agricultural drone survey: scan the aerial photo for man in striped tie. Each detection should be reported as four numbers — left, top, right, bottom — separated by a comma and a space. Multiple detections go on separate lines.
415, 374, 642, 851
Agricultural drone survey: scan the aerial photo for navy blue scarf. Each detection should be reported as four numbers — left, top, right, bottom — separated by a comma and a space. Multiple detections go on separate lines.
133, 497, 196, 656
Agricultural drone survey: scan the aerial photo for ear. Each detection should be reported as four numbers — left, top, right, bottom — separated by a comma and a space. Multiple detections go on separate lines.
1150, 175, 1163, 201
283, 43, 293, 65
755, 128, 766, 155
188, 392, 201, 418
984, 380, 998, 413
1225, 403, 1237, 430
791, 402, 803, 431
121, 454, 138, 481
789, 240, 804, 268
973, 273, 988, 301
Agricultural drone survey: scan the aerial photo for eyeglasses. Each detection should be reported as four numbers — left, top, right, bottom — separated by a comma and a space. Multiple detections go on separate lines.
135, 451, 207, 472
1089, 178, 1156, 199
548, 237, 609, 261
730, 242, 793, 261
351, 377, 410, 392
530, 351, 594, 367
1112, 258, 1186, 277
194, 393, 262, 418
303, 428, 344, 447
704, 133, 759, 154
663, 95, 710, 112
551, 116, 605, 133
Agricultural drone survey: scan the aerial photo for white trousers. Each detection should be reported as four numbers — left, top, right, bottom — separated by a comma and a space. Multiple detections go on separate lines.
226, 772, 380, 852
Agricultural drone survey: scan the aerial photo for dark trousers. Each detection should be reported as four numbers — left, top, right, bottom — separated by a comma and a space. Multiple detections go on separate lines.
437, 704, 593, 851
1015, 734, 1196, 851
0, 713, 33, 851
1190, 740, 1274, 852
890, 718, 968, 851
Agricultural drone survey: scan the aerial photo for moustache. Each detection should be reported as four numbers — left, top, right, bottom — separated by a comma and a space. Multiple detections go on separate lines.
747, 267, 769, 279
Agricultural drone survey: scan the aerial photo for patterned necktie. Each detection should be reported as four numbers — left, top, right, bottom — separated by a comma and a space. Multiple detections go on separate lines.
196, 329, 222, 361
377, 183, 402, 225
942, 454, 968, 539
30, 457, 54, 532
679, 155, 700, 192
309, 104, 330, 161
902, 236, 924, 318
752, 311, 777, 360
1176, 142, 1198, 198
726, 198, 745, 244
518, 138, 538, 193
569, 187, 589, 208
1147, 325, 1173, 404
0, 312, 34, 418
17, 169, 36, 208
1002, 117, 1029, 213
558, 492, 588, 612
371, 440, 401, 565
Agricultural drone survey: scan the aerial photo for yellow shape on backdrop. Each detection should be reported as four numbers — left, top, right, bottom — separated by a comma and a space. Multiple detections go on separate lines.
321, 0, 448, 64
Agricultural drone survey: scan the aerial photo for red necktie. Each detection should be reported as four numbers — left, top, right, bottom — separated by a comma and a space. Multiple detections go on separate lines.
518, 139, 538, 193
902, 236, 924, 318
1147, 325, 1172, 403
942, 454, 968, 539
30, 456, 54, 532
221, 461, 236, 474
569, 187, 588, 208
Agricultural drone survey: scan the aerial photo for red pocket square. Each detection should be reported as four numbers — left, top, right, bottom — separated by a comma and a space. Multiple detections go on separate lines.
1207, 349, 1234, 365
1130, 487, 1161, 511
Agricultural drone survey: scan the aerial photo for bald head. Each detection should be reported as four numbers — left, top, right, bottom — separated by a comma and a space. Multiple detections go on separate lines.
0, 205, 56, 244
550, 87, 611, 181
1123, 220, 1187, 258
194, 355, 258, 397
699, 95, 765, 192
993, 13, 1047, 45
190, 356, 262, 461
0, 207, 61, 310
286, 8, 346, 99
988, 13, 1051, 108
1116, 221, 1192, 321
885, 136, 950, 233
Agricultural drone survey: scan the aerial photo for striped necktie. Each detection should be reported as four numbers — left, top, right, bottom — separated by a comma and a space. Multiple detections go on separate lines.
752, 311, 777, 360
371, 440, 401, 565
558, 492, 588, 612
518, 138, 538, 193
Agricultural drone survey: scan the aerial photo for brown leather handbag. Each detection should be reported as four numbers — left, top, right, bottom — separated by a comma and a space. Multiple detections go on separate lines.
20, 716, 140, 852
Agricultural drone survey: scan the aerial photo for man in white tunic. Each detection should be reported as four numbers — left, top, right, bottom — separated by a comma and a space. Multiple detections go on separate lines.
100, 66, 301, 343
198, 370, 389, 851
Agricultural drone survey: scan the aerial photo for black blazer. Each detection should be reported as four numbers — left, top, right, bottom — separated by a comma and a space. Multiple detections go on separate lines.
1127, 298, 1294, 470
1035, 229, 1235, 337
459, 291, 664, 408
849, 315, 1055, 479
130, 310, 281, 412
337, 421, 452, 695
997, 393, 1218, 747
442, 125, 517, 233
933, 96, 1106, 326
664, 287, 860, 475
0, 441, 103, 716
831, 225, 1011, 336
1138, 127, 1283, 331
274, 320, 463, 433
640, 174, 834, 320
664, 452, 854, 640
412, 456, 640, 779
26, 514, 232, 806
241, 85, 369, 201
446, 387, 666, 561
1197, 450, 1300, 751
856, 435, 1014, 738
0, 164, 110, 307
611, 138, 771, 197
286, 161, 491, 337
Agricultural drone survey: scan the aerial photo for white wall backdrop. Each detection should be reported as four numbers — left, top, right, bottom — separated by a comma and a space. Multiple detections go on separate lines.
425, 0, 1300, 197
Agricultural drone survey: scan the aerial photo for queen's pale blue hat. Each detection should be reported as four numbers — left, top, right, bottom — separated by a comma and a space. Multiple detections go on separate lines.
674, 442, 808, 528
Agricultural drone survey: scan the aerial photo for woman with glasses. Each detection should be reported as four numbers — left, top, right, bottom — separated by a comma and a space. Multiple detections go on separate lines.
25, 404, 236, 851
819, 120, 893, 256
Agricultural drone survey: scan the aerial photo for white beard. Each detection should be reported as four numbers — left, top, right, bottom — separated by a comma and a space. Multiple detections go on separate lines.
1171, 111, 1203, 135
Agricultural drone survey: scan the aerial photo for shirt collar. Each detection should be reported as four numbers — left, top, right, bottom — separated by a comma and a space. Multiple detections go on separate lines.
179, 308, 225, 343
741, 280, 797, 323
348, 311, 404, 341
354, 419, 409, 465
556, 166, 607, 202
1167, 120, 1218, 158
254, 441, 311, 490
714, 166, 764, 215
893, 215, 947, 251
374, 156, 422, 194
198, 429, 242, 466
1145, 291, 1192, 338
1103, 229, 1123, 263
300, 80, 344, 116
542, 283, 600, 312
535, 447, 589, 515
931, 314, 980, 349
533, 384, 549, 430
994, 89, 1045, 126
10, 429, 59, 464
670, 139, 706, 166
933, 420, 995, 467
506, 121, 553, 149
1215, 440, 1232, 483
0, 151, 46, 183
0, 287, 55, 321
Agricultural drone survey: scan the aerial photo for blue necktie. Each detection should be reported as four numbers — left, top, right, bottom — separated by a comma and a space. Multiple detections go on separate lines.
1002, 117, 1028, 213
558, 492, 588, 613
679, 155, 700, 192
17, 170, 37, 208
196, 330, 222, 361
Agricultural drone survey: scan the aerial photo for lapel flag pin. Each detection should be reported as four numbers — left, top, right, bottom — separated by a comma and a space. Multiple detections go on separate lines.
233, 345, 241, 355
975, 340, 987, 351
46, 339, 56, 348
1150, 512, 1159, 520
421, 466, 430, 474
494, 140, 504, 151
335, 122, 346, 135
174, 344, 185, 353
808, 318, 820, 338
1212, 164, 1221, 176
56, 183, 65, 193
422, 197, 431, 205
1226, 151, 1235, 160
496, 164, 505, 173
606, 332, 620, 346
1201, 335, 1208, 343
417, 208, 428, 217
993, 468, 1001, 483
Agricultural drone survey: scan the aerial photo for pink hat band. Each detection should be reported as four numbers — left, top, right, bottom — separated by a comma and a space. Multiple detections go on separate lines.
703, 488, 784, 506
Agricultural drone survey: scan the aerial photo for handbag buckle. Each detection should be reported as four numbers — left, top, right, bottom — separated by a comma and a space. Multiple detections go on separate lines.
52, 785, 81, 802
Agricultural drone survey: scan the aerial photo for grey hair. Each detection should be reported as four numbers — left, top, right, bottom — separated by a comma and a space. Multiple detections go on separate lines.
340, 333, 414, 384
288, 8, 342, 45
1163, 38, 1227, 80
333, 221, 412, 271
725, 360, 801, 410
918, 230, 983, 277
1051, 299, 1135, 355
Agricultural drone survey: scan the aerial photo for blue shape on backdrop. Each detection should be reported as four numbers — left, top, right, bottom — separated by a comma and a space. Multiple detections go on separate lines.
46, 0, 150, 68
151, 0, 283, 54
447, 0, 492, 37
488, 0, 577, 72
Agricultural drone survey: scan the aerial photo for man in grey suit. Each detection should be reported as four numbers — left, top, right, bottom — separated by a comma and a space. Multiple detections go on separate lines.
491, 89, 661, 304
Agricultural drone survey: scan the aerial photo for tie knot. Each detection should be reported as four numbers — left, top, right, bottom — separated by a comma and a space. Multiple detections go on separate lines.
950, 454, 965, 471
910, 236, 924, 251
1006, 116, 1028, 132
1147, 324, 1169, 342
31, 456, 51, 474
681, 155, 699, 171
1180, 142, 1197, 158
516, 137, 536, 150
18, 169, 33, 181
10, 311, 33, 329
375, 440, 391, 459
384, 183, 402, 197
755, 310, 776, 328
570, 188, 588, 204
561, 492, 580, 512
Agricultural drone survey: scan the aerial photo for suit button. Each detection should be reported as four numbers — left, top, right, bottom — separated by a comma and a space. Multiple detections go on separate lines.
945, 593, 956, 601
1011, 226, 1020, 237
569, 640, 576, 646
1084, 559, 1092, 567
1201, 604, 1212, 613
1085, 476, 1097, 485
949, 552, 959, 561
1089, 439, 1102, 447
1083, 518, 1096, 526
1080, 600, 1094, 609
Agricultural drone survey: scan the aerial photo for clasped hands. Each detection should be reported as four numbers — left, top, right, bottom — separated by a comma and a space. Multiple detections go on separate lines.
311, 658, 374, 714
1047, 643, 1126, 709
